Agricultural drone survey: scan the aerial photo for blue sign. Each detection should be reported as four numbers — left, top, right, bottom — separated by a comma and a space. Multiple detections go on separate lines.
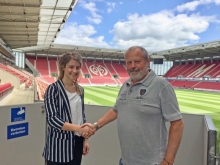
11, 107, 26, 122
7, 122, 29, 140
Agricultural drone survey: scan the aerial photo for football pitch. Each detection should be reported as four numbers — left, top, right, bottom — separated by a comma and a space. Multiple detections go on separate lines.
83, 86, 220, 144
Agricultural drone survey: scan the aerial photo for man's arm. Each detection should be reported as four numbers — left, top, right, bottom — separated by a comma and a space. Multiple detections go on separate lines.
95, 109, 118, 128
81, 109, 118, 133
162, 119, 184, 165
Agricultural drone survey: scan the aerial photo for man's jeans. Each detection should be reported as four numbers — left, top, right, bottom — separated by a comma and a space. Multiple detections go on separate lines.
119, 158, 123, 165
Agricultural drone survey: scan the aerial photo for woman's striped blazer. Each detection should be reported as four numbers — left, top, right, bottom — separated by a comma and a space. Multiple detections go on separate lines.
42, 79, 86, 163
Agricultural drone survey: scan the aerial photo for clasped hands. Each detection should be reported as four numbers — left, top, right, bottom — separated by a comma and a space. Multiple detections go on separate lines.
78, 123, 96, 139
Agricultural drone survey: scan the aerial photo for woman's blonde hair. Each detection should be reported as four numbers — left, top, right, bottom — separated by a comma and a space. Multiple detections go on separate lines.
58, 52, 83, 95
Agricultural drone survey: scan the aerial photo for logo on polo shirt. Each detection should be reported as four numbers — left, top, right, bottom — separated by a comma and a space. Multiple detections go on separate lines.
140, 89, 147, 96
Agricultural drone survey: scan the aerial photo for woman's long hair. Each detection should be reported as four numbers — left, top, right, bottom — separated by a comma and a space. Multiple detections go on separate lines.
58, 52, 83, 95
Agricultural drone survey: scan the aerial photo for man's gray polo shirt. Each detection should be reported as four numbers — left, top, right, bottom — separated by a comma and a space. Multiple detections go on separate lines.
113, 70, 182, 165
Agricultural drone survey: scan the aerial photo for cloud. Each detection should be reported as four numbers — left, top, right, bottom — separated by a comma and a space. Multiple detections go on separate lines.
138, 0, 144, 3
176, 0, 220, 12
61, 0, 220, 51
107, 2, 116, 13
55, 23, 109, 48
176, 1, 200, 12
79, 1, 102, 24
111, 11, 215, 51
215, 0, 220, 4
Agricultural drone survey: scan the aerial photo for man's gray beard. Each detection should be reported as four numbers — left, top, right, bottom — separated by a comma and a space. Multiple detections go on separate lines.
129, 69, 147, 81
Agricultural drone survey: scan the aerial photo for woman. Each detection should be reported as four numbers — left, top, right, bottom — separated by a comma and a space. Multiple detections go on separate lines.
42, 52, 92, 165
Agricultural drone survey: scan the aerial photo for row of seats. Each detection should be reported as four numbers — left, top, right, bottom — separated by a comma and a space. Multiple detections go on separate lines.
25, 78, 33, 88
26, 56, 129, 85
0, 63, 28, 83
27, 56, 220, 91
168, 80, 220, 90
35, 78, 49, 99
165, 62, 220, 78
0, 83, 14, 99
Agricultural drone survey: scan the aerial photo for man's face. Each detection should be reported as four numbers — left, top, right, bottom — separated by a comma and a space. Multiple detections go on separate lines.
125, 48, 150, 82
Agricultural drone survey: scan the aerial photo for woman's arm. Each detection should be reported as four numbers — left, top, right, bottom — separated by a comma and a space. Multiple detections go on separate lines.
44, 84, 66, 130
45, 84, 92, 137
62, 122, 93, 136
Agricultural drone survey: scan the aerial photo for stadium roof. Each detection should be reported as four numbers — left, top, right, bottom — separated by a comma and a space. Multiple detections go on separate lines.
0, 1, 219, 62
15, 44, 127, 60
0, 0, 78, 49
14, 40, 220, 61
152, 40, 220, 61
0, 43, 15, 59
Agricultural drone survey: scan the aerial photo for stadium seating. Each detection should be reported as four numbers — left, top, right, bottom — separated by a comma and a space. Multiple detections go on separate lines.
36, 57, 49, 76
169, 80, 199, 88
207, 63, 220, 78
0, 83, 14, 99
25, 78, 33, 88
0, 63, 28, 83
28, 56, 220, 91
165, 62, 220, 90
26, 57, 130, 85
165, 62, 220, 78
83, 61, 118, 85
79, 78, 91, 84
27, 56, 35, 67
82, 62, 90, 75
105, 62, 118, 76
112, 62, 128, 78
49, 58, 58, 74
194, 81, 220, 90
169, 80, 220, 90
35, 77, 49, 100
27, 56, 56, 83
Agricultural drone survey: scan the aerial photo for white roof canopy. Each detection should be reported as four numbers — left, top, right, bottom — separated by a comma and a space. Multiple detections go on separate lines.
14, 41, 220, 61
0, 0, 78, 49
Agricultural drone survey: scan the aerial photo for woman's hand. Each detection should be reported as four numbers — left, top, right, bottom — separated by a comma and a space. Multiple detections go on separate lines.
83, 139, 89, 156
78, 126, 93, 138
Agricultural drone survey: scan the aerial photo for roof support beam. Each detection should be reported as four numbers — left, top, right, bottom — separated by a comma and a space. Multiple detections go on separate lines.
0, 29, 40, 32
0, 25, 38, 28
0, 19, 39, 23
0, 12, 64, 17
0, 3, 40, 8
41, 7, 70, 10
9, 43, 36, 46
1, 34, 37, 37
0, 3, 70, 10
2, 38, 37, 41
0, 19, 63, 24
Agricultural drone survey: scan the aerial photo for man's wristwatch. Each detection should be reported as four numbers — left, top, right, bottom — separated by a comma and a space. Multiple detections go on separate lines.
93, 122, 99, 131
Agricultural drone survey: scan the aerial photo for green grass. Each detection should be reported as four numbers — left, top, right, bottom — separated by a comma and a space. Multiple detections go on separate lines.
83, 86, 220, 151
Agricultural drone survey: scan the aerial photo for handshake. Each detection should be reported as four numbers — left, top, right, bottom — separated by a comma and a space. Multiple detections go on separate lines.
78, 123, 98, 139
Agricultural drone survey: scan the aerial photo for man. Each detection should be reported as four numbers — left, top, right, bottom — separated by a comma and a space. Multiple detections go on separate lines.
83, 46, 184, 165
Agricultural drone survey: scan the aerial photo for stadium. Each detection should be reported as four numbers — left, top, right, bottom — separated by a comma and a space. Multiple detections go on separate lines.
0, 0, 220, 165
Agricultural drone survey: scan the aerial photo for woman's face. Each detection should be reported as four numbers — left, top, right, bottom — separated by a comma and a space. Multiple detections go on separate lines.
63, 59, 81, 81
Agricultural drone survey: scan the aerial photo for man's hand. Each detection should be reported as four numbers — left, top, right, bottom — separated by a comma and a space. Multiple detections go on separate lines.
78, 125, 93, 139
81, 123, 96, 138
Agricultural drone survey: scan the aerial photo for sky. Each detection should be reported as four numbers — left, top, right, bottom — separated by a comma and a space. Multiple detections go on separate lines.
55, 0, 220, 52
